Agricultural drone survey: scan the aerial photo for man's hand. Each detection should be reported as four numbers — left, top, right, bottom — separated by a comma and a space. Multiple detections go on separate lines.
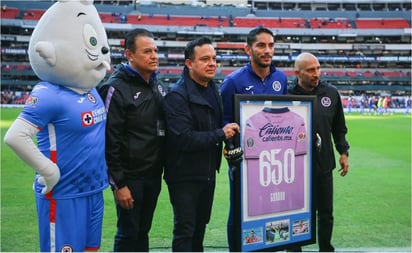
115, 186, 134, 210
223, 123, 240, 140
338, 153, 349, 176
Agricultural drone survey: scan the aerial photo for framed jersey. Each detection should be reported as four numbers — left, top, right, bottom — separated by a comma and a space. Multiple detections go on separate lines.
232, 94, 316, 252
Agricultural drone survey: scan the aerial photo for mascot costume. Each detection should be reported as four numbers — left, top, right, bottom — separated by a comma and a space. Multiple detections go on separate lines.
4, 0, 111, 251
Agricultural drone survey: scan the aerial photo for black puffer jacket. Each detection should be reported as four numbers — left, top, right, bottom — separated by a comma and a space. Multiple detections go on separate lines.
99, 63, 166, 189
163, 67, 226, 184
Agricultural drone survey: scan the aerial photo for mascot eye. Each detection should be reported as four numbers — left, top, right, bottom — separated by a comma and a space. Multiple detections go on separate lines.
89, 37, 97, 46
83, 24, 98, 49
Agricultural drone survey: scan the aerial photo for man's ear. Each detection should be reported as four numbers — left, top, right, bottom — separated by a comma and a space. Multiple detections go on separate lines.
185, 58, 192, 69
244, 44, 251, 56
124, 49, 132, 62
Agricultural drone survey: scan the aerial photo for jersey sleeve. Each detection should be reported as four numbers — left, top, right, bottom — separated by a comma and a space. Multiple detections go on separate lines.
243, 116, 261, 159
19, 83, 60, 130
220, 76, 237, 125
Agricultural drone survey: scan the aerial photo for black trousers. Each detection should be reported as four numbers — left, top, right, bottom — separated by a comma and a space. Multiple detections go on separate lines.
288, 170, 334, 252
315, 170, 334, 252
113, 176, 161, 252
167, 181, 216, 252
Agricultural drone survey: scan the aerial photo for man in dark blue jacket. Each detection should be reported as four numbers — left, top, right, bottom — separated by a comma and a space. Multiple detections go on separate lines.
163, 37, 240, 252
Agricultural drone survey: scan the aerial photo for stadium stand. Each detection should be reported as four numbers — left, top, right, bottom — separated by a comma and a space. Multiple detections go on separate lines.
233, 17, 306, 28
355, 18, 411, 29
1, 0, 411, 104
1, 6, 20, 19
309, 18, 353, 29
22, 9, 45, 20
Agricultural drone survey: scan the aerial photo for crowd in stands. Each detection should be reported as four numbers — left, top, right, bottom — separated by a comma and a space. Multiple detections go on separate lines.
1, 2, 410, 106
3, 88, 410, 115
342, 95, 411, 113
1, 90, 29, 104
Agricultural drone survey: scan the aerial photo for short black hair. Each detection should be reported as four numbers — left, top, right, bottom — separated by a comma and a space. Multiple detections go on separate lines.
124, 28, 154, 52
184, 37, 212, 60
246, 27, 274, 46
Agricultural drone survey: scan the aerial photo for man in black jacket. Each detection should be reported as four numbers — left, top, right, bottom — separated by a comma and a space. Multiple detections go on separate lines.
98, 28, 166, 252
288, 52, 350, 252
163, 37, 240, 252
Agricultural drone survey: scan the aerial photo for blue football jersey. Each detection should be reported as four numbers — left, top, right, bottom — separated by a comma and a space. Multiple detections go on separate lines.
19, 82, 108, 199
221, 63, 288, 124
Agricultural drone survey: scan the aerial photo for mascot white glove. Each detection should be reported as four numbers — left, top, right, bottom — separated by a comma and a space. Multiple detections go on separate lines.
36, 163, 60, 194
4, 119, 60, 194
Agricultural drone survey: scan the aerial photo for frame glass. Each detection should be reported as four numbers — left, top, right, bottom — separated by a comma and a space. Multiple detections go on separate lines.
232, 94, 316, 252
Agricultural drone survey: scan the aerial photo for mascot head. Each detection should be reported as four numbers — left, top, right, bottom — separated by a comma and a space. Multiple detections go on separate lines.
28, 0, 111, 92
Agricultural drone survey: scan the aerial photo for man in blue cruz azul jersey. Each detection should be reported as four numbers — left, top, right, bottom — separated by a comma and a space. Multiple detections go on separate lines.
220, 27, 288, 251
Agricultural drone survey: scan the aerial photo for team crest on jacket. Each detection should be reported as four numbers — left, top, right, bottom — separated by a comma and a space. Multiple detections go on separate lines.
272, 81, 282, 92
321, 97, 332, 107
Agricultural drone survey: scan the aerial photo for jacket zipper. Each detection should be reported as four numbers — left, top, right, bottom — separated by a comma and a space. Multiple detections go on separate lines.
208, 109, 213, 181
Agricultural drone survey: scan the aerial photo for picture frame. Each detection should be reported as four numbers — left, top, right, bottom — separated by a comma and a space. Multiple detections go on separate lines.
232, 94, 316, 252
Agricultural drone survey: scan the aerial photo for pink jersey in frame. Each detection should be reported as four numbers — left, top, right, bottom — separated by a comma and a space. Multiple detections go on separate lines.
243, 107, 307, 216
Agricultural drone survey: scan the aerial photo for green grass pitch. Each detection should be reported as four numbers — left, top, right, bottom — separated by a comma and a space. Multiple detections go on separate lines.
1, 108, 411, 251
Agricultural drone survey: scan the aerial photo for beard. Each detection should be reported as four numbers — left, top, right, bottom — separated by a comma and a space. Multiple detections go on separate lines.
252, 53, 272, 68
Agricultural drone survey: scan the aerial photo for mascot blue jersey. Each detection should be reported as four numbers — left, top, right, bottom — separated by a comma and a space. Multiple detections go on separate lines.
19, 82, 108, 199
3, 0, 111, 250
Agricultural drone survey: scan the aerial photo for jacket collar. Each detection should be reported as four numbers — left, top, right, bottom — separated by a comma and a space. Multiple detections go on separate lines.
179, 66, 218, 107
123, 63, 158, 84
291, 78, 322, 95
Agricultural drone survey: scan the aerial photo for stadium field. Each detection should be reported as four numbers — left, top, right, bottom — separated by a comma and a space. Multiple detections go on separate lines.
1, 108, 411, 252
